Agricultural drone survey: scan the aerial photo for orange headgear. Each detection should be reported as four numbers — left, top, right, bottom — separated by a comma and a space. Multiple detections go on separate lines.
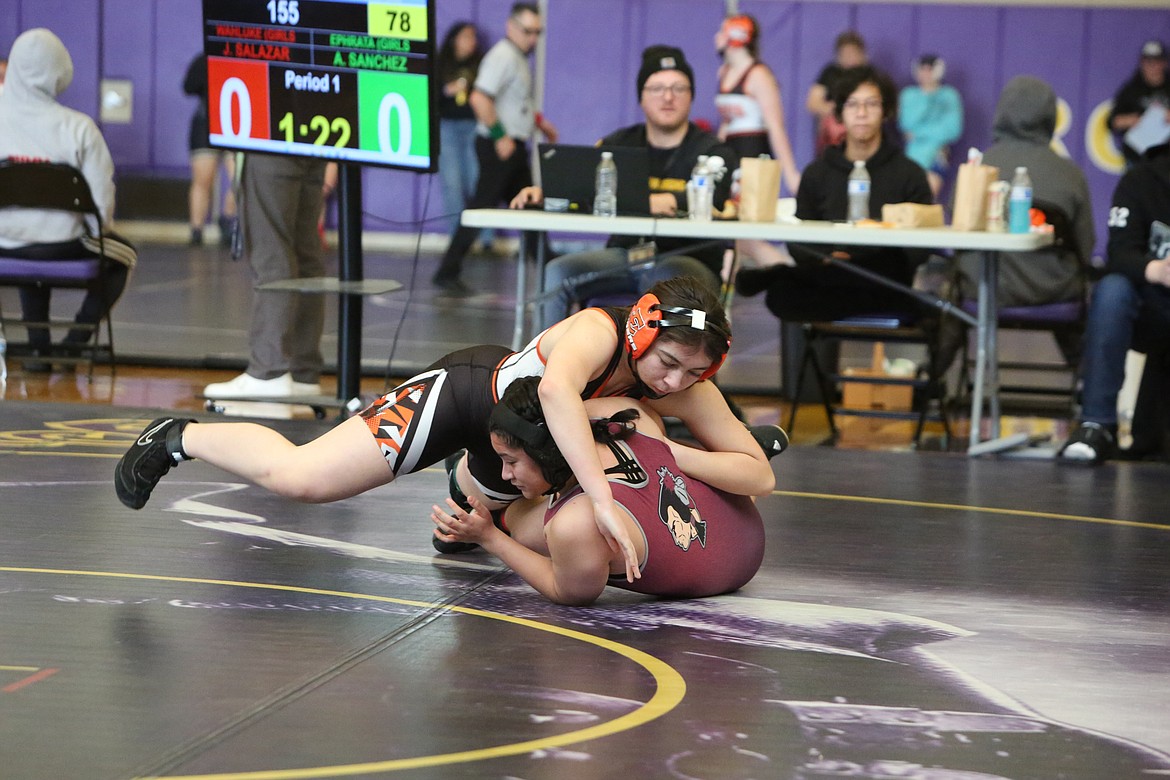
723, 16, 756, 48
625, 293, 729, 382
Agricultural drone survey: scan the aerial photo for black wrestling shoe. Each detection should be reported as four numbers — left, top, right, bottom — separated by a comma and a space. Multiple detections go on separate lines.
433, 449, 480, 554
748, 423, 790, 460
114, 417, 193, 509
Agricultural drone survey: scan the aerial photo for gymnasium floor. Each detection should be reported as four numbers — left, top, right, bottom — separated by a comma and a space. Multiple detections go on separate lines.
2, 238, 1168, 778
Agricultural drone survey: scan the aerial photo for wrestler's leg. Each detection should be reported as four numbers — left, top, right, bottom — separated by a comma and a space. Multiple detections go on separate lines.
181, 415, 393, 502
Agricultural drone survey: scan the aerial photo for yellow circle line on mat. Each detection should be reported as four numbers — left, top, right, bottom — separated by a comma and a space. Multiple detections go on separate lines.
774, 490, 1170, 532
0, 567, 686, 780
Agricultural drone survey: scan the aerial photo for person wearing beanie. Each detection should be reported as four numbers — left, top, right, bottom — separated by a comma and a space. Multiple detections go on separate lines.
1109, 39, 1170, 167
511, 44, 739, 329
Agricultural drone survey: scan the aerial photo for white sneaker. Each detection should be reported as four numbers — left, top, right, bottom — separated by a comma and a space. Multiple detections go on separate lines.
289, 379, 322, 397
203, 372, 293, 399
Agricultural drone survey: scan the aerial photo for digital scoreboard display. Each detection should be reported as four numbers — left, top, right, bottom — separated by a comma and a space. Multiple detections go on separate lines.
202, 0, 437, 171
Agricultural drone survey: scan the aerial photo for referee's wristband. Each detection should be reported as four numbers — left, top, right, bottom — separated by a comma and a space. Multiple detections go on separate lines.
489, 121, 507, 141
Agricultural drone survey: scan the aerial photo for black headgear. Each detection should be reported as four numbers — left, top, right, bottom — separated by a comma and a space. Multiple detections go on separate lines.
489, 402, 572, 494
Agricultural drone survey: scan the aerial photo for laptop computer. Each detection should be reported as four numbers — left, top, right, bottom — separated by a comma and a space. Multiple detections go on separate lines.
537, 143, 651, 216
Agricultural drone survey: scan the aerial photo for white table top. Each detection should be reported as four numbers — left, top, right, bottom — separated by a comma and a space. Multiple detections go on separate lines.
461, 208, 1054, 252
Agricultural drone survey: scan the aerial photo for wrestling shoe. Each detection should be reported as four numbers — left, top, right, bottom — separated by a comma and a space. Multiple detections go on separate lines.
115, 417, 194, 509
748, 423, 790, 460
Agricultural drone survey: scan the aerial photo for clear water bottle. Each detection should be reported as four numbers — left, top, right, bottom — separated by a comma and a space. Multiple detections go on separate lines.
0, 327, 7, 386
847, 159, 871, 222
687, 155, 714, 221
1008, 166, 1033, 234
593, 151, 618, 217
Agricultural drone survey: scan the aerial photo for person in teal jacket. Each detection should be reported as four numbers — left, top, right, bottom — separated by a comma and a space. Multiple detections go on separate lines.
898, 54, 963, 199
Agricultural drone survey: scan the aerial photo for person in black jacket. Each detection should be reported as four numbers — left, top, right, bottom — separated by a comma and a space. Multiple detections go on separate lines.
1107, 40, 1169, 167
510, 45, 738, 329
736, 65, 933, 321
1059, 150, 1170, 464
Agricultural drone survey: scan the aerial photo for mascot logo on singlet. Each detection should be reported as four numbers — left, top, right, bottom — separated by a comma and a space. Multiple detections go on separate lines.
656, 465, 707, 551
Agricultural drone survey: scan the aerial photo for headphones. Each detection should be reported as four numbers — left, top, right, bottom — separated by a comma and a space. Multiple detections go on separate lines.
625, 293, 729, 381
723, 16, 756, 48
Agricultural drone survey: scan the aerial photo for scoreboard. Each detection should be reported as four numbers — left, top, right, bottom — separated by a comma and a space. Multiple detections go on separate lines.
202, 0, 437, 171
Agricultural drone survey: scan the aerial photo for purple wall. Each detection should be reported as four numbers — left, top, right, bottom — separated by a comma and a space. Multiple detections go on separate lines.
1, 0, 1168, 255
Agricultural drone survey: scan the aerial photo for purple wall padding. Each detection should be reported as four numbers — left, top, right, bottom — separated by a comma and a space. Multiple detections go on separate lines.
2, 0, 1169, 256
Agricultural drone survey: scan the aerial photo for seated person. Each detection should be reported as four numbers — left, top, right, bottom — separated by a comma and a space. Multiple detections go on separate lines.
736, 65, 933, 321
431, 377, 765, 605
1060, 149, 1170, 464
511, 45, 738, 330
0, 28, 136, 366
955, 76, 1095, 311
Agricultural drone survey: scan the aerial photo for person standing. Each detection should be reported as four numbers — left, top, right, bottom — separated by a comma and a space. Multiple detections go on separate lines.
805, 31, 869, 157
436, 22, 485, 236
714, 14, 801, 271
898, 54, 963, 199
1109, 40, 1170, 167
714, 14, 800, 195
432, 2, 557, 297
0, 28, 136, 369
183, 53, 237, 247
202, 154, 327, 400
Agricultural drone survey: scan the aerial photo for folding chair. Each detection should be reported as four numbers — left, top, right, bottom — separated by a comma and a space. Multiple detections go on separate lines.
0, 161, 117, 377
785, 312, 952, 447
958, 199, 1088, 414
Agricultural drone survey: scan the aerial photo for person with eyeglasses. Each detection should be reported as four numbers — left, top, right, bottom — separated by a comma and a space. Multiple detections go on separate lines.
510, 45, 739, 330
735, 65, 933, 322
432, 2, 558, 297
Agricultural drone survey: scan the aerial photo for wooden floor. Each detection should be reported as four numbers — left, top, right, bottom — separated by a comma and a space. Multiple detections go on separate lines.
2, 236, 1168, 778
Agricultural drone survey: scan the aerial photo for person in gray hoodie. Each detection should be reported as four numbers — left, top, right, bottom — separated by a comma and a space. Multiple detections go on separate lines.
956, 76, 1095, 309
0, 28, 134, 367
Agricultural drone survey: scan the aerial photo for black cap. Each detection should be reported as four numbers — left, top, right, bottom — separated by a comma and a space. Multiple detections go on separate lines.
637, 45, 694, 99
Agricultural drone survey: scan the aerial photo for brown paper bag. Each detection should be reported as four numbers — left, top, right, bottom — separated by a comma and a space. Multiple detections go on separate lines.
738, 157, 781, 222
951, 161, 999, 231
882, 202, 944, 228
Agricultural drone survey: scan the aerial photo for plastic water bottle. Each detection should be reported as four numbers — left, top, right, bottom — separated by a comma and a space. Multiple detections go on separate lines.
847, 160, 871, 222
0, 327, 7, 385
593, 151, 618, 217
687, 155, 714, 221
1008, 166, 1033, 234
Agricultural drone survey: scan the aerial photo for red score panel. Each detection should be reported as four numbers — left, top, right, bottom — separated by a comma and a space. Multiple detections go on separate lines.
207, 57, 271, 141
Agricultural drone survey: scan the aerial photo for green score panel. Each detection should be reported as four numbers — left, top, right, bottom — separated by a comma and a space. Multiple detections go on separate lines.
357, 70, 430, 158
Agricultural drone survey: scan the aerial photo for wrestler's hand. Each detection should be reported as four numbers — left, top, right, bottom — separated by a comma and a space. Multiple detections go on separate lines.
592, 497, 641, 583
430, 496, 495, 544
